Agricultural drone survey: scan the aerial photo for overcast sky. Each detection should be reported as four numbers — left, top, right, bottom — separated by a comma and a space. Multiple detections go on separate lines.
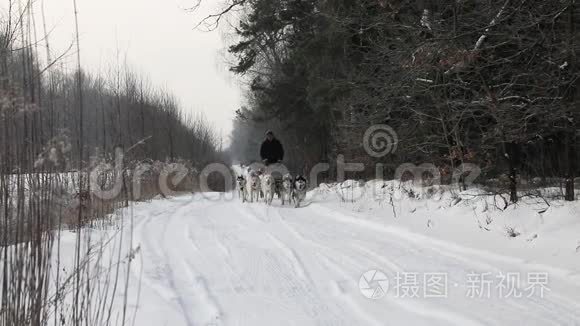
35, 0, 242, 139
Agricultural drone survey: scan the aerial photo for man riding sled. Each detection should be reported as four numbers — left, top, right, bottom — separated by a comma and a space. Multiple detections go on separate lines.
260, 130, 284, 166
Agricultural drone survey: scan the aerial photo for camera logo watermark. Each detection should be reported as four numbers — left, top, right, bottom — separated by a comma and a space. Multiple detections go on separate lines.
363, 125, 398, 158
359, 269, 390, 300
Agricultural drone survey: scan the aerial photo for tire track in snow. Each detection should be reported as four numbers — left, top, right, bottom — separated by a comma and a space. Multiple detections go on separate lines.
276, 206, 487, 326
127, 194, 580, 325
233, 202, 365, 325
303, 202, 580, 324
191, 201, 340, 324
132, 197, 224, 326
161, 200, 225, 326
130, 199, 194, 319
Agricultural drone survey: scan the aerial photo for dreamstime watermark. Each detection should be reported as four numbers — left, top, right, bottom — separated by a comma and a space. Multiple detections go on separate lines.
81, 124, 481, 203
87, 148, 235, 202
363, 124, 399, 158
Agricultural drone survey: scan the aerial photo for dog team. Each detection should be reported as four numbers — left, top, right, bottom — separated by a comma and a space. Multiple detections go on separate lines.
236, 169, 308, 208
235, 130, 307, 207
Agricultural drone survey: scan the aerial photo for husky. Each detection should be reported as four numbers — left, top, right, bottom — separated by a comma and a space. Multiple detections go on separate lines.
236, 175, 247, 203
280, 174, 293, 205
261, 174, 275, 205
292, 175, 308, 208
247, 172, 261, 203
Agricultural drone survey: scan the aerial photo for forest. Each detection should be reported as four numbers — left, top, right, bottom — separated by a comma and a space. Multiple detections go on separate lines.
0, 1, 579, 325
221, 0, 580, 202
0, 2, 223, 324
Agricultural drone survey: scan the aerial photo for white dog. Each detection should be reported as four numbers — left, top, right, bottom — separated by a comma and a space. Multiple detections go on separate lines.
292, 176, 308, 208
236, 175, 247, 203
261, 174, 275, 205
280, 174, 293, 205
247, 172, 261, 203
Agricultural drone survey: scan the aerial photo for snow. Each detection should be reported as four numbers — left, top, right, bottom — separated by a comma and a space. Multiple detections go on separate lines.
51, 180, 580, 325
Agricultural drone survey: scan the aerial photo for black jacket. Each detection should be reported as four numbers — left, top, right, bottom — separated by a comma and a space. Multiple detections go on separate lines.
260, 138, 284, 164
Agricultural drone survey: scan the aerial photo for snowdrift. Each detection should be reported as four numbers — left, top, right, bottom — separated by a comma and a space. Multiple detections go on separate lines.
310, 180, 580, 274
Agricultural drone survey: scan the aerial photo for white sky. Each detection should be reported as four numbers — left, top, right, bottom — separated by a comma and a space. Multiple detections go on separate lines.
31, 0, 243, 138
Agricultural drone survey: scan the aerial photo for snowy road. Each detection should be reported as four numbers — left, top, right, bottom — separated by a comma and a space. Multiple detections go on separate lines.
126, 193, 580, 326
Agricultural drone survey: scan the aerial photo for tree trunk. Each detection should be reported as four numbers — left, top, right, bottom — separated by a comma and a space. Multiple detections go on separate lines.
565, 131, 576, 201
506, 142, 518, 203
565, 0, 577, 202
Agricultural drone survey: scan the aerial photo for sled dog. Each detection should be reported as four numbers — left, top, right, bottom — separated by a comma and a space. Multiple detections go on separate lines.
292, 176, 308, 208
261, 174, 275, 205
247, 171, 261, 203
237, 175, 247, 203
280, 174, 293, 205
